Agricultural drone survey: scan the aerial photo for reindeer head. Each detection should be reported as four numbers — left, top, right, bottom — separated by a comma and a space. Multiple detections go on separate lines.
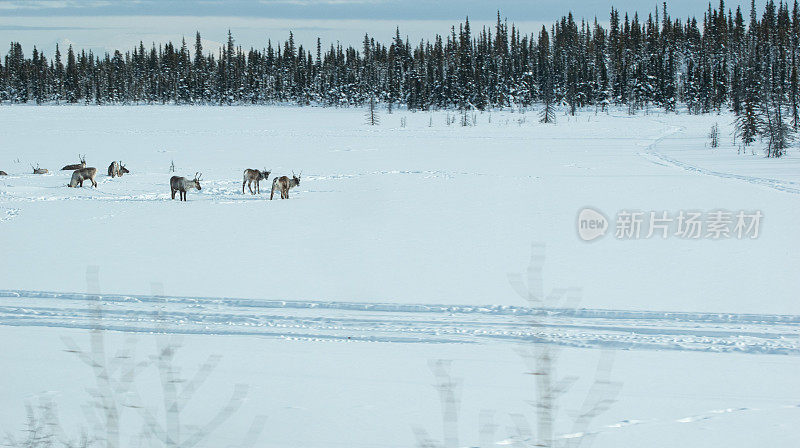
79, 154, 86, 167
193, 172, 203, 190
119, 162, 129, 174
261, 169, 271, 180
292, 171, 301, 186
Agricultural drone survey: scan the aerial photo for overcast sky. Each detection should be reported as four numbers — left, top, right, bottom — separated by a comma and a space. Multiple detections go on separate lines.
0, 0, 769, 56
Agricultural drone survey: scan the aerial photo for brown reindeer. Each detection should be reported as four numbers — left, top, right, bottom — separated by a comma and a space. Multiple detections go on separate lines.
170, 172, 202, 201
31, 163, 48, 175
68, 167, 98, 187
62, 154, 86, 171
242, 168, 271, 194
270, 172, 301, 200
109, 161, 130, 178
108, 161, 120, 178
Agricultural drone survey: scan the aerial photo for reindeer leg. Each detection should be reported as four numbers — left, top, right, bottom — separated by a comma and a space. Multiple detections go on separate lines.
171, 189, 175, 200
243, 180, 246, 194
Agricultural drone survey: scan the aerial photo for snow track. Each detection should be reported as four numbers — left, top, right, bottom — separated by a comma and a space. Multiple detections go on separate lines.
642, 120, 800, 195
0, 169, 508, 207
1, 289, 797, 354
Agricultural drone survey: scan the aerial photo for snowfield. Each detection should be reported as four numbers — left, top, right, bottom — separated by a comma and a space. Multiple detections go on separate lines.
1, 105, 799, 447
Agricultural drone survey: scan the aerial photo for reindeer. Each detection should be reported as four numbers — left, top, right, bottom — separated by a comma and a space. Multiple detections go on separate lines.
170, 172, 202, 201
0, 171, 7, 176
31, 163, 48, 175
68, 167, 98, 188
270, 172, 301, 200
62, 154, 86, 171
108, 161, 130, 178
242, 168, 271, 195
108, 161, 120, 178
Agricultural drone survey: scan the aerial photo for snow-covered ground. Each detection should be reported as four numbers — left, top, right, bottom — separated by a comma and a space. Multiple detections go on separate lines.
1, 106, 798, 313
1, 106, 799, 447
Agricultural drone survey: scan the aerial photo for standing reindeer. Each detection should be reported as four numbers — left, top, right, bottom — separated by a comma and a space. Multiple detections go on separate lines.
170, 173, 202, 201
31, 163, 48, 175
68, 167, 98, 187
270, 172, 301, 200
242, 168, 271, 195
62, 154, 86, 171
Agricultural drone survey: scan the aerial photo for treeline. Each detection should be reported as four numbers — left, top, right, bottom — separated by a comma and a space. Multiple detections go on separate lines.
1, 1, 799, 154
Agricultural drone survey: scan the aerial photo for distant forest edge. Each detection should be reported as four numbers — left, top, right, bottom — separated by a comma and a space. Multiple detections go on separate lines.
1, 1, 799, 155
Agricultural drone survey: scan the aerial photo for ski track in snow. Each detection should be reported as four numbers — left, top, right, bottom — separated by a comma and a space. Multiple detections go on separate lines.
516, 404, 799, 445
642, 120, 800, 195
0, 169, 518, 205
0, 289, 798, 355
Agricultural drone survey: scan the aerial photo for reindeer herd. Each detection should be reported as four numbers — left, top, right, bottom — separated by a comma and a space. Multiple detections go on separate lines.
0, 154, 302, 202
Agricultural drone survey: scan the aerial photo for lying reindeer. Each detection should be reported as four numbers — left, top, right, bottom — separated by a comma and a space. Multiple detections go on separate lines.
62, 154, 86, 171
108, 161, 129, 178
31, 163, 48, 175
68, 167, 98, 188
170, 172, 202, 201
0, 171, 7, 176
270, 172, 301, 200
242, 168, 270, 195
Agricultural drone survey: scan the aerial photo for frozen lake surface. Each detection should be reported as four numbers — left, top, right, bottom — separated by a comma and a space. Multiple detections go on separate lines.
1, 106, 798, 447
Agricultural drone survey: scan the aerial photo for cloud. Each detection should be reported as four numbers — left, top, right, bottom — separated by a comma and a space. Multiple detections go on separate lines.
0, 0, 113, 10
0, 24, 104, 30
262, 0, 386, 4
0, 1, 771, 24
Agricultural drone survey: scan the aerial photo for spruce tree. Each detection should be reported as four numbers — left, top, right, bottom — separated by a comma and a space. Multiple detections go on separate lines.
0, 0, 796, 129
